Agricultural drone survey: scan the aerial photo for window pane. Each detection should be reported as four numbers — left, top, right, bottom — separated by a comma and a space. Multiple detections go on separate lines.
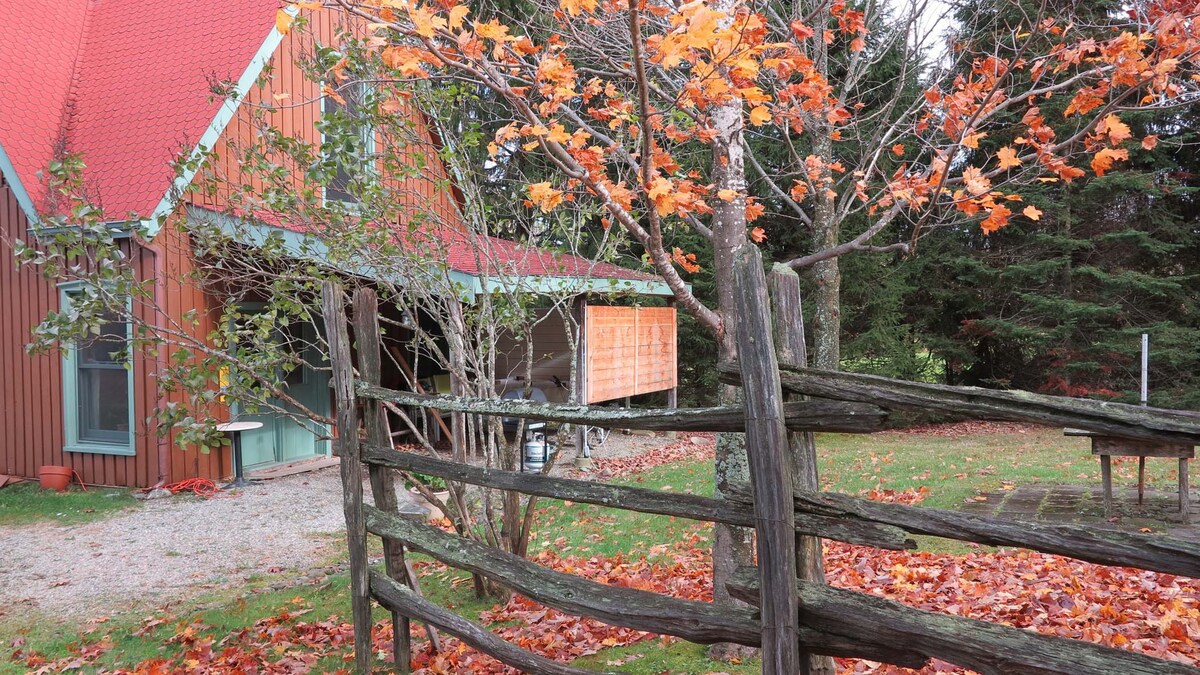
322, 82, 366, 203
78, 367, 130, 443
78, 318, 126, 364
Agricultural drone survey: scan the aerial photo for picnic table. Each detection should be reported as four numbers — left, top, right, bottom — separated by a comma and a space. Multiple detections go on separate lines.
1064, 428, 1193, 524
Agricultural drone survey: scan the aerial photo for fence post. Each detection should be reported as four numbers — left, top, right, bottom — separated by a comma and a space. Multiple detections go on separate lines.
322, 281, 372, 673
767, 263, 834, 675
353, 287, 413, 673
733, 246, 799, 674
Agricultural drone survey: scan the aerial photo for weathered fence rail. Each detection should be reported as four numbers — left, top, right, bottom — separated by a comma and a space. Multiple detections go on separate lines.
324, 281, 1200, 675
359, 384, 887, 433
720, 363, 1200, 444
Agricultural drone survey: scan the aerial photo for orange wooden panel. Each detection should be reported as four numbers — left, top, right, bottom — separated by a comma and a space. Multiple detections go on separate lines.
584, 306, 677, 403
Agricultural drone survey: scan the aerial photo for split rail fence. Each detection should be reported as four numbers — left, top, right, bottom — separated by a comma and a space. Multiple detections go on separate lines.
321, 263, 1199, 674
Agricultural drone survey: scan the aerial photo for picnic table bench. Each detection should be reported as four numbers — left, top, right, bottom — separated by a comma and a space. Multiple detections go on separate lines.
1064, 428, 1192, 524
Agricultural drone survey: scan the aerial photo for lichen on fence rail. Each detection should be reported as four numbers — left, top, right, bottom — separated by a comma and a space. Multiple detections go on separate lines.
719, 363, 1200, 444
357, 383, 886, 433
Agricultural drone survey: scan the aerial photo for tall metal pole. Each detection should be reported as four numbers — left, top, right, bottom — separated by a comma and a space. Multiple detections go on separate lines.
1141, 333, 1149, 407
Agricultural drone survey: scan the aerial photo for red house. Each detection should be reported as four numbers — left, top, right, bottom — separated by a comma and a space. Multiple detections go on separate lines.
0, 1, 676, 488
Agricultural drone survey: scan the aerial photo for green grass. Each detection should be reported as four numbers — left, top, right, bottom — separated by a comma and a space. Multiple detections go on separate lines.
0, 482, 138, 526
816, 426, 1180, 510
4, 424, 1169, 673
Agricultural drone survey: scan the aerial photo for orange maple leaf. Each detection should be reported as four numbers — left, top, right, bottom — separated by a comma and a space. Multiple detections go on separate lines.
559, 0, 596, 17
891, 143, 905, 157
1022, 205, 1043, 221
749, 226, 767, 243
962, 166, 991, 196
1141, 135, 1159, 150
1090, 147, 1128, 176
527, 182, 564, 212
748, 106, 772, 126
275, 9, 295, 35
962, 131, 988, 149
448, 5, 470, 30
647, 177, 676, 217
1099, 114, 1132, 145
996, 146, 1021, 170
671, 247, 701, 273
980, 203, 1012, 233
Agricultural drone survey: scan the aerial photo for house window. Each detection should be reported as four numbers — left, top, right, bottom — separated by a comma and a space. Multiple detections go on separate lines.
62, 287, 134, 455
321, 81, 374, 204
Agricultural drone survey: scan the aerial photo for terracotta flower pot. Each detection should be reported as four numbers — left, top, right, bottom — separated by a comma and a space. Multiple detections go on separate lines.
38, 465, 72, 492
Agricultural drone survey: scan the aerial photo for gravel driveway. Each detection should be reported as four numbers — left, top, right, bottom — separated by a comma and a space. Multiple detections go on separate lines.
0, 468, 350, 622
0, 433, 665, 626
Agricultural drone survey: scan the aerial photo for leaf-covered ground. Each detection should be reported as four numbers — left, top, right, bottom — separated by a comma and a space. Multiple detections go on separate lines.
7, 426, 1198, 673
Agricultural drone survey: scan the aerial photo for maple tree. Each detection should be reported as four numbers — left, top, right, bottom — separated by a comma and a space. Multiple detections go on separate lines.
293, 0, 1200, 646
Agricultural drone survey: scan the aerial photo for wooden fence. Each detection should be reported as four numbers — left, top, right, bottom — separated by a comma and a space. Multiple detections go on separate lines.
321, 270, 1199, 674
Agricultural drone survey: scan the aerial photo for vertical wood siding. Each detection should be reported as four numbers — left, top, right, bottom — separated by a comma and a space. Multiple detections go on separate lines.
584, 306, 677, 404
2, 12, 465, 486
189, 11, 466, 234
0, 181, 228, 486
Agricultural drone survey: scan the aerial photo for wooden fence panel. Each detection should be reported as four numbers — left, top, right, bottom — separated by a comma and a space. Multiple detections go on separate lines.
326, 288, 1200, 675
585, 305, 676, 402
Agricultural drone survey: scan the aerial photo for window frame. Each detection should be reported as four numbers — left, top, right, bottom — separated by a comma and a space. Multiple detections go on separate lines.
319, 78, 377, 207
60, 282, 136, 456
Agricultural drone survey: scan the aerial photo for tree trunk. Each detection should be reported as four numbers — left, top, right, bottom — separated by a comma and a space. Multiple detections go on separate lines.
808, 0, 841, 372
706, 2, 757, 653
707, 24, 756, 658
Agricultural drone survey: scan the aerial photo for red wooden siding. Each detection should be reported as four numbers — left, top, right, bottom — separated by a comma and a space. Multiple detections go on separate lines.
152, 218, 230, 485
1, 9, 466, 487
584, 306, 677, 404
0, 179, 228, 487
190, 11, 465, 233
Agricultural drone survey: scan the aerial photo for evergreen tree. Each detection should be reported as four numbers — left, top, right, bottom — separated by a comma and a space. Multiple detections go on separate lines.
907, 0, 1200, 407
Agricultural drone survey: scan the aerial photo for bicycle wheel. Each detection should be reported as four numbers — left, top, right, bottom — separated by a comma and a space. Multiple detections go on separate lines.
585, 425, 609, 449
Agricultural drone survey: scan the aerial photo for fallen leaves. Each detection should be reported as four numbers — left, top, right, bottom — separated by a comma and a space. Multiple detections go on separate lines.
577, 434, 715, 479
12, 432, 1199, 674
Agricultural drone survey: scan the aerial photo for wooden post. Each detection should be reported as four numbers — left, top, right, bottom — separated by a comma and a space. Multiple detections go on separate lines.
665, 297, 678, 414
1100, 453, 1113, 516
575, 296, 589, 457
1138, 457, 1146, 507
767, 263, 834, 675
354, 288, 412, 673
1181, 458, 1190, 524
321, 281, 372, 674
732, 246, 799, 674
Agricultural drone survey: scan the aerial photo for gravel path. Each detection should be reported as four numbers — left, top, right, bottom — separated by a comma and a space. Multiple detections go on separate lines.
0, 468, 349, 622
0, 433, 665, 625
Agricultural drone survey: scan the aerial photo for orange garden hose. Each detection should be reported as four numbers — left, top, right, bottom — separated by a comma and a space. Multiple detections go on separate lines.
139, 478, 219, 498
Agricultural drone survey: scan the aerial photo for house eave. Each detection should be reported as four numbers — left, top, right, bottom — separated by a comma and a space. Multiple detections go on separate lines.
142, 5, 298, 239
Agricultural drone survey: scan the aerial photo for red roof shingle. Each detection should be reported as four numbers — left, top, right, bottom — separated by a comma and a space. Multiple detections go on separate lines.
236, 208, 662, 284
0, 0, 280, 218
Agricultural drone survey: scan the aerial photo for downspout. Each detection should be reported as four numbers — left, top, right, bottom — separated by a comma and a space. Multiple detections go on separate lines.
146, 239, 172, 487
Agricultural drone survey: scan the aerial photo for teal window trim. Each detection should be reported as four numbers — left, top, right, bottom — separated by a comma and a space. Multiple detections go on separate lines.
29, 223, 134, 239
59, 282, 136, 456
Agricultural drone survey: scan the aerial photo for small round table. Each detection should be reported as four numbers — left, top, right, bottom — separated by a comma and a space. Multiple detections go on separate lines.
217, 421, 264, 489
